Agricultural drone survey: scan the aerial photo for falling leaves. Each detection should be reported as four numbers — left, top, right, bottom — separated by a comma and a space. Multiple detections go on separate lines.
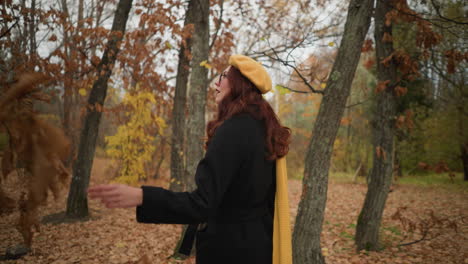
199, 60, 212, 69
0, 73, 71, 248
78, 88, 87, 96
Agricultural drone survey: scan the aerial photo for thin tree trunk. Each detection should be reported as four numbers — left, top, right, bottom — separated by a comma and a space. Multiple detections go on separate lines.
355, 0, 398, 251
394, 138, 403, 178
461, 143, 468, 181
170, 0, 209, 258
152, 150, 165, 179
344, 107, 352, 172
184, 0, 209, 191
353, 162, 362, 183
60, 0, 76, 167
292, 0, 373, 263
457, 82, 467, 181
29, 0, 36, 59
66, 0, 133, 219
170, 0, 195, 191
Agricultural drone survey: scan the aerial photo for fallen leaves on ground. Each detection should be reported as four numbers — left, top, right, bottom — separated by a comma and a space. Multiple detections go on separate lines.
1, 159, 466, 263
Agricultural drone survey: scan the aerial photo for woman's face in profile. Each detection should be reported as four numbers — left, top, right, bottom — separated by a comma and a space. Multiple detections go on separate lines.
215, 66, 231, 105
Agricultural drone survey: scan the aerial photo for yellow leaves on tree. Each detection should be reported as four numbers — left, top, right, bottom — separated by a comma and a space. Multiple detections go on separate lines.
105, 88, 166, 185
275, 84, 290, 95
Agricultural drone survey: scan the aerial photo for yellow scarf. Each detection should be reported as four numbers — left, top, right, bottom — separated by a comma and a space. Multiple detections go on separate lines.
273, 156, 292, 264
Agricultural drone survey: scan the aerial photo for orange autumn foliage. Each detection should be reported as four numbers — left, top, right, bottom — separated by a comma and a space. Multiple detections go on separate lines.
375, 80, 390, 93
361, 39, 374, 53
0, 73, 71, 247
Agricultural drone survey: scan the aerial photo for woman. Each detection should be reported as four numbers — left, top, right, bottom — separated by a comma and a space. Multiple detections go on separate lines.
88, 55, 292, 264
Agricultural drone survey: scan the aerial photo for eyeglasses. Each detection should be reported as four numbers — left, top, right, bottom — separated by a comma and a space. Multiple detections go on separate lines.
218, 72, 227, 84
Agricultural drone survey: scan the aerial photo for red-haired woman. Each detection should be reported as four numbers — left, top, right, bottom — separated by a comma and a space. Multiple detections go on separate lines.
88, 55, 292, 264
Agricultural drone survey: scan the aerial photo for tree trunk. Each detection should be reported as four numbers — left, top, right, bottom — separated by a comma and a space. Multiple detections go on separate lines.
184, 0, 209, 191
60, 0, 79, 168
344, 107, 352, 172
462, 143, 468, 181
292, 0, 373, 263
29, 0, 36, 59
352, 162, 362, 183
169, 0, 195, 191
355, 0, 398, 251
66, 0, 133, 219
457, 82, 467, 181
394, 139, 403, 178
170, 0, 209, 258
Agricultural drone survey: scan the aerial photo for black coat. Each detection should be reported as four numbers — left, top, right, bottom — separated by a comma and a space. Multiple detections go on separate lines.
136, 114, 276, 264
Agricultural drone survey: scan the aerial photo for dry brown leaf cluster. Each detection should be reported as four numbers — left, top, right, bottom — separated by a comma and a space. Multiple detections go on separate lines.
0, 73, 71, 247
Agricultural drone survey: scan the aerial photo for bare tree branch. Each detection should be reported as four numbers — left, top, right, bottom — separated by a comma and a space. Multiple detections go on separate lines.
345, 96, 374, 108
276, 85, 311, 94
209, 0, 224, 50
429, 0, 468, 25
0, 16, 19, 40
261, 42, 325, 94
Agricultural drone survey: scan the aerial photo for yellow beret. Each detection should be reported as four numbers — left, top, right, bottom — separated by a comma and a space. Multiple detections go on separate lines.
228, 55, 272, 94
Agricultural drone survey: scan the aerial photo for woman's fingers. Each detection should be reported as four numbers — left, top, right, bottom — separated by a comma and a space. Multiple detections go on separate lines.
101, 195, 122, 204
88, 184, 142, 208
88, 184, 116, 193
88, 184, 120, 199
104, 201, 121, 209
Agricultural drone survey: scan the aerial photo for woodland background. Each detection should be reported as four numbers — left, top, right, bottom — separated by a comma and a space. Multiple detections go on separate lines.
0, 0, 467, 263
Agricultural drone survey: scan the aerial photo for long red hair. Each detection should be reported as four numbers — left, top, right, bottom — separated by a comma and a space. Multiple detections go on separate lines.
206, 66, 291, 160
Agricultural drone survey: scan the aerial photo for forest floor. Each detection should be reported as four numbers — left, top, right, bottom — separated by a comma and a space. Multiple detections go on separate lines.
1, 158, 467, 264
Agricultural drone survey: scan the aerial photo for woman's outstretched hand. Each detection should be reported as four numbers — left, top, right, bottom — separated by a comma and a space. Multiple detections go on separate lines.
87, 184, 143, 208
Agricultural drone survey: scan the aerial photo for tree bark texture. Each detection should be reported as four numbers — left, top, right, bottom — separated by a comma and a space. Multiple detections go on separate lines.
457, 80, 467, 181
29, 0, 36, 57
170, 0, 195, 192
66, 0, 133, 219
355, 0, 398, 251
60, 0, 80, 168
184, 0, 209, 191
292, 0, 373, 263
462, 143, 468, 181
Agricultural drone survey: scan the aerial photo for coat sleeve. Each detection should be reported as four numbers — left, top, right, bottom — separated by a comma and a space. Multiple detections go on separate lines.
136, 117, 251, 224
